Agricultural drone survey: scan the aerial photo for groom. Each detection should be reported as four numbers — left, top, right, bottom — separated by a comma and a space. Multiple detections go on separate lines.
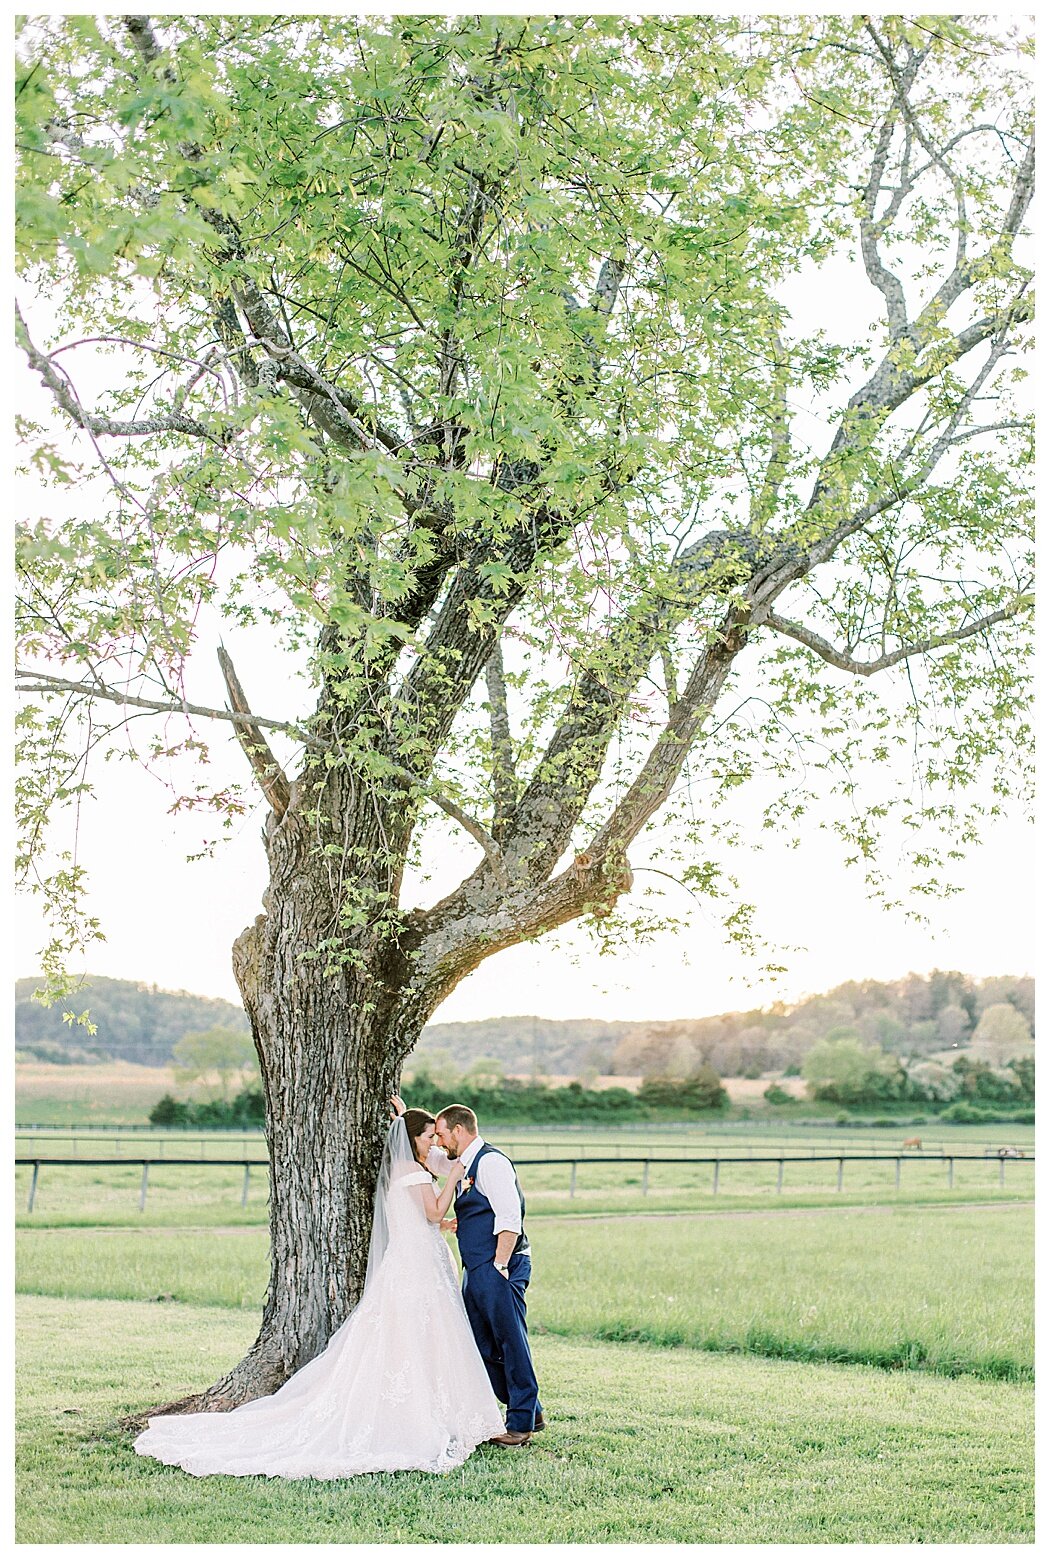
392, 1096, 543, 1446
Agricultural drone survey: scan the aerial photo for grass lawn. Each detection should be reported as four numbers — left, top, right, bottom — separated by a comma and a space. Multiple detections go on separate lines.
15, 1294, 1033, 1543
534, 1204, 1033, 1380
14, 1147, 1034, 1227
17, 1119, 1036, 1152
16, 1203, 1033, 1381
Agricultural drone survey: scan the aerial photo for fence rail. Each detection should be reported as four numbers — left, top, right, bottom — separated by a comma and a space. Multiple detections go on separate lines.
15, 1153, 1033, 1214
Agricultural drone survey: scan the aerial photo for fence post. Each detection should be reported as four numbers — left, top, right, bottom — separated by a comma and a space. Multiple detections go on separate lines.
776, 1159, 784, 1194
641, 1162, 649, 1197
999, 1156, 1006, 1189
27, 1161, 39, 1213
712, 1159, 720, 1196
242, 1163, 251, 1208
947, 1157, 954, 1190
139, 1162, 150, 1212
837, 1157, 844, 1192
569, 1162, 577, 1199
895, 1157, 901, 1193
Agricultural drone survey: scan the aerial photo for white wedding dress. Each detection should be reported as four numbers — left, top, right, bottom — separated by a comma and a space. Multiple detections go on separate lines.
133, 1119, 506, 1478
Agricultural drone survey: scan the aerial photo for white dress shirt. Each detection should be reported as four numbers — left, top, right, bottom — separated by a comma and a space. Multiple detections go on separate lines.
426, 1135, 522, 1235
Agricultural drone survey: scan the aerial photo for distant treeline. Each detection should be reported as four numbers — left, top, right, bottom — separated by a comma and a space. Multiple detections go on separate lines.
802, 1050, 1034, 1111
146, 1058, 1034, 1130
414, 1014, 639, 1079
18, 968, 1034, 1081
600, 971, 1034, 1080
15, 976, 249, 1066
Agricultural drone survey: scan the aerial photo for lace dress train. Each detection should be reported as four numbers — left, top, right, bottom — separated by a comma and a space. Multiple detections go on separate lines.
133, 1163, 506, 1479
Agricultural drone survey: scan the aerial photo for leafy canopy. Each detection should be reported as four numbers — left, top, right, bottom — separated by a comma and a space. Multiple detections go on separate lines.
15, 15, 1034, 1004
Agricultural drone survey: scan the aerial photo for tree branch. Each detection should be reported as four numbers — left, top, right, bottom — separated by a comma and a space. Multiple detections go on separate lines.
586, 615, 744, 862
237, 316, 404, 458
16, 303, 216, 443
120, 15, 404, 462
405, 774, 508, 888
913, 132, 1033, 337
858, 39, 931, 342
15, 670, 321, 743
484, 521, 755, 885
778, 294, 1032, 592
751, 276, 1032, 619
409, 611, 747, 1002
863, 22, 1034, 343
411, 525, 761, 959
217, 646, 292, 818
761, 598, 1031, 676
390, 244, 630, 797
483, 638, 517, 842
749, 330, 791, 529
783, 36, 1033, 566
15, 667, 506, 875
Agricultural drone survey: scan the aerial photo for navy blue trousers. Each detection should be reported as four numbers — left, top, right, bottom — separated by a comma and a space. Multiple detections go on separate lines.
461, 1250, 541, 1433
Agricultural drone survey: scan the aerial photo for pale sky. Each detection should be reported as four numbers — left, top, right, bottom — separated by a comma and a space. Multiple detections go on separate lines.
10, 755, 1037, 1021
13, 14, 1037, 1025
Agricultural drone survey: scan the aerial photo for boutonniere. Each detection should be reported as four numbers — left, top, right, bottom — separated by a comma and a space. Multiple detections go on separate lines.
461, 1175, 474, 1193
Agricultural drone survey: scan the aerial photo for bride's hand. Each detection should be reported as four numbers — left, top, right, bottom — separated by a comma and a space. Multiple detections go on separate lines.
447, 1158, 466, 1181
389, 1095, 406, 1119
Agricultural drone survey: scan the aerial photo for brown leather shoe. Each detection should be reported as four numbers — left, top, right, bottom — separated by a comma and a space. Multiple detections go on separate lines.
533, 1413, 546, 1431
487, 1430, 532, 1447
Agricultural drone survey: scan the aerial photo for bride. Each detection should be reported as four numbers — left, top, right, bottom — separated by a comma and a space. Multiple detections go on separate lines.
133, 1108, 507, 1477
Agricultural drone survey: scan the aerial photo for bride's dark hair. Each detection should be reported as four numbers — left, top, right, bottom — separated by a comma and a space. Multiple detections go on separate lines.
403, 1108, 438, 1175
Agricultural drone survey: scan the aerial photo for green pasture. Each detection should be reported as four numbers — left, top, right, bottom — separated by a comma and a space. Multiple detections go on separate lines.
15, 1148, 1034, 1228
534, 1205, 1033, 1381
15, 1288, 1033, 1542
15, 1062, 221, 1126
16, 1119, 1037, 1152
16, 1203, 1032, 1382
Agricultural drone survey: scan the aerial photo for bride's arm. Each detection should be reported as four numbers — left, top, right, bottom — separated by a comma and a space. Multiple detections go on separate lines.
419, 1160, 465, 1223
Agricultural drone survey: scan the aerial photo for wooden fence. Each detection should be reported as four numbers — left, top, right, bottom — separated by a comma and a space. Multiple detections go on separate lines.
15, 1152, 1033, 1214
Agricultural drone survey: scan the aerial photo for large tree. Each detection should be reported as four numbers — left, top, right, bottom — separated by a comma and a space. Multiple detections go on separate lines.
15, 15, 1033, 1408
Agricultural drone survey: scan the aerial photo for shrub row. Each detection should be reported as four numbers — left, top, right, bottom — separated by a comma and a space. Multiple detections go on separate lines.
149, 1089, 265, 1127
148, 1067, 731, 1127
403, 1065, 728, 1121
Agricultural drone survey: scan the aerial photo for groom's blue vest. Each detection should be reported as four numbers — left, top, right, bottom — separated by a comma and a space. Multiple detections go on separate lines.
455, 1142, 528, 1271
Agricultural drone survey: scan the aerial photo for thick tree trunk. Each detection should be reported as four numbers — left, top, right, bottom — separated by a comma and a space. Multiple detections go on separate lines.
136, 800, 433, 1419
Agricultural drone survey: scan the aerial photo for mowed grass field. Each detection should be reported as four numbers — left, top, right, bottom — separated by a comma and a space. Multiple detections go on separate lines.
15, 1202, 1034, 1542
14, 1067, 1035, 1540
16, 1294, 1033, 1544
16, 1204, 1032, 1381
15, 1134, 1035, 1227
